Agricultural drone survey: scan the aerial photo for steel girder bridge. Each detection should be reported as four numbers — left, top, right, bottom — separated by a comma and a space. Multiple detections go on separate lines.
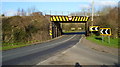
48, 15, 90, 38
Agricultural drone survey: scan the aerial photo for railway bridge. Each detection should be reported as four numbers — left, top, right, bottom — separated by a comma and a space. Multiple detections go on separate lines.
46, 15, 90, 38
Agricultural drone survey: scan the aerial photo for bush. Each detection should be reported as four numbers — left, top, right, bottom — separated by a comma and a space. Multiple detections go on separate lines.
2, 15, 50, 46
93, 7, 118, 38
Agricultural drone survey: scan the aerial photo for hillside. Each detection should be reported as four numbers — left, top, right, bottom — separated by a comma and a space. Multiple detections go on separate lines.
2, 15, 51, 46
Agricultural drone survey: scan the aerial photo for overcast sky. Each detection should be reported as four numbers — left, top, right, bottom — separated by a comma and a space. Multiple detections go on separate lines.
1, 0, 119, 16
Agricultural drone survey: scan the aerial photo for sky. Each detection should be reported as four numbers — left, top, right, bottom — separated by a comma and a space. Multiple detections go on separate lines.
1, 0, 119, 16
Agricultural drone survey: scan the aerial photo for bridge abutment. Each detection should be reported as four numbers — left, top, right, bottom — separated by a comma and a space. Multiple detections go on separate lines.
49, 22, 62, 39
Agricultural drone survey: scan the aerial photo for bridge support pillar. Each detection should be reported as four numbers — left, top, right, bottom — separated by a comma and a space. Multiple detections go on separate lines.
55, 26, 58, 37
49, 21, 63, 39
50, 22, 62, 39
53, 24, 56, 38
54, 22, 62, 37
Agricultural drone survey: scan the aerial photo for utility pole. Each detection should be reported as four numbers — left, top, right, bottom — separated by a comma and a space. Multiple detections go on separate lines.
61, 11, 63, 29
91, 0, 94, 26
50, 10, 51, 15
62, 11, 63, 15
88, 8, 90, 16
55, 11, 57, 15
82, 9, 85, 16
43, 10, 46, 16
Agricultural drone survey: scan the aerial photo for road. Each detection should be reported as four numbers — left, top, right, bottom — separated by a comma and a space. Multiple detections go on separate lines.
2, 35, 80, 65
2, 34, 118, 65
39, 37, 118, 65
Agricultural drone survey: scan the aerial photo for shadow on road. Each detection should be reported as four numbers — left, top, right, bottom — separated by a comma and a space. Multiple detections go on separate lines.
95, 37, 102, 40
75, 62, 82, 67
74, 62, 120, 67
2, 63, 120, 67
63, 32, 86, 35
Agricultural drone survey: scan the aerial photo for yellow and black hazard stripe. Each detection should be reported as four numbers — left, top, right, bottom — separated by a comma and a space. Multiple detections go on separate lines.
50, 16, 69, 21
50, 16, 89, 22
72, 16, 89, 21
49, 30, 52, 35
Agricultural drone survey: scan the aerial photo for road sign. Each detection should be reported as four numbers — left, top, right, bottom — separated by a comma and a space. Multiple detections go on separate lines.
100, 28, 111, 36
68, 16, 72, 21
89, 26, 99, 31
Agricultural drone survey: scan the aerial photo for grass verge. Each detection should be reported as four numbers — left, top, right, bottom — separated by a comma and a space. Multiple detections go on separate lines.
1, 40, 39, 51
2, 43, 33, 51
2, 44, 30, 51
86, 35, 119, 48
1, 36, 63, 51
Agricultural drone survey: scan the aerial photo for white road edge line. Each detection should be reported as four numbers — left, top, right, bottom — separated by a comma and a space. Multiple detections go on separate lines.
62, 36, 83, 54
3, 35, 76, 58
30, 35, 76, 51
36, 35, 83, 65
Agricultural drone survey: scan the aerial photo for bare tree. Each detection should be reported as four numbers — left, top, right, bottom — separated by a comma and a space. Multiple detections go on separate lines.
1, 14, 5, 17
99, 6, 113, 16
17, 8, 21, 16
27, 7, 38, 16
31, 6, 36, 13
21, 9, 26, 16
